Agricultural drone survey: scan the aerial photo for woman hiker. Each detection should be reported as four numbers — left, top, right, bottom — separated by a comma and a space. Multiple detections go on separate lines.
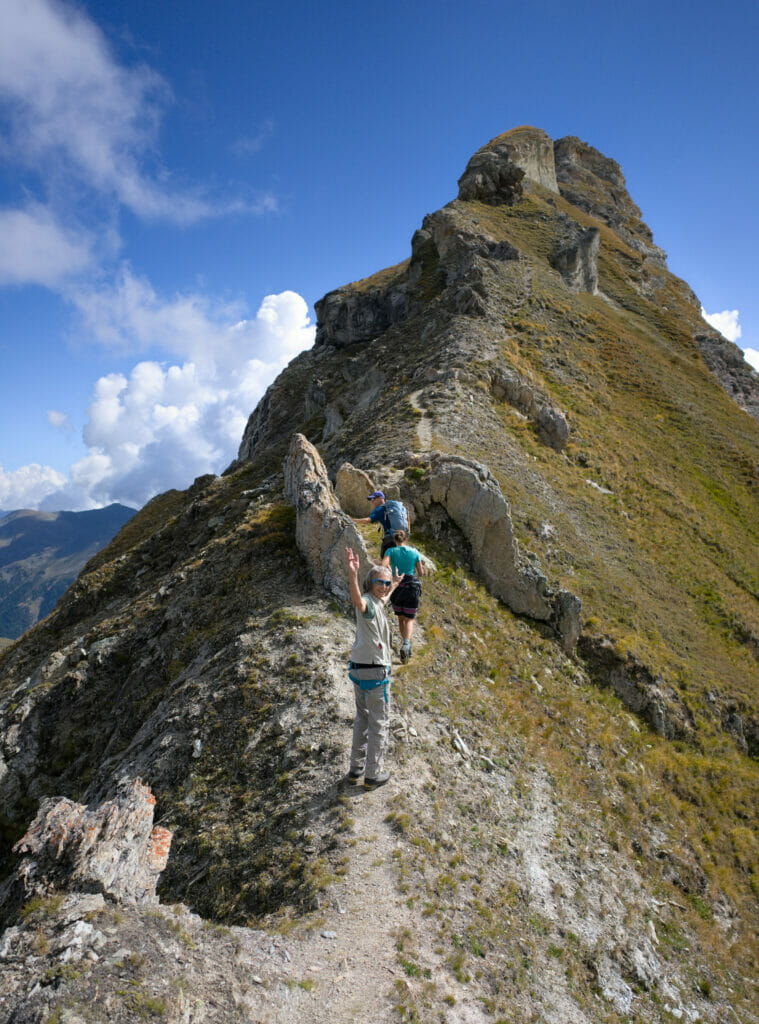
382, 528, 425, 663
346, 545, 402, 787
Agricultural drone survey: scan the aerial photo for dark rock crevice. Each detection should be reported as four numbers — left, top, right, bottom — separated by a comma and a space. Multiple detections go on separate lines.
577, 634, 696, 741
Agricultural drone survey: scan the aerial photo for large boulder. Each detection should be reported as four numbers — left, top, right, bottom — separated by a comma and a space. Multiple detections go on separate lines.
284, 434, 373, 602
335, 462, 376, 517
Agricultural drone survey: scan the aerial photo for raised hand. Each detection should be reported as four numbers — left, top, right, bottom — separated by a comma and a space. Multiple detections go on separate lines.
346, 546, 360, 574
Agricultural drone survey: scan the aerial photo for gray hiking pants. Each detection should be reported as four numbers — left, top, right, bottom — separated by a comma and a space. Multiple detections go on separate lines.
350, 681, 390, 777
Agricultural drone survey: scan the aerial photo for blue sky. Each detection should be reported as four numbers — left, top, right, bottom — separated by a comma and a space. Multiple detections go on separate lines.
1, 0, 757, 511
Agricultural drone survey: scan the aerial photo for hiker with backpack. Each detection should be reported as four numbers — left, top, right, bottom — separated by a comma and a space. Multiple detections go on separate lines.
382, 528, 424, 663
352, 491, 410, 557
345, 545, 402, 788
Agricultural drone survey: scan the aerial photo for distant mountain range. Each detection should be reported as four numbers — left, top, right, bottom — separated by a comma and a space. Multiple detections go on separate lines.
0, 504, 135, 641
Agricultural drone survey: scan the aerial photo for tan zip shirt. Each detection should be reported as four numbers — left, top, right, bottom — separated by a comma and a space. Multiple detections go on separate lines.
349, 593, 392, 666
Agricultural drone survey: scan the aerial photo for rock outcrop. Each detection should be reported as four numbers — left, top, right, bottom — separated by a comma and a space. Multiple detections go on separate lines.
458, 125, 559, 202
694, 328, 759, 422
553, 135, 667, 266
550, 224, 600, 293
487, 365, 571, 450
0, 779, 171, 926
411, 454, 581, 650
313, 274, 414, 349
312, 205, 522, 352
284, 433, 373, 602
578, 635, 696, 740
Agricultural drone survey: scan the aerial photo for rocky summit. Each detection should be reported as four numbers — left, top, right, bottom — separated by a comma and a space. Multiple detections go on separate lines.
1, 127, 758, 1024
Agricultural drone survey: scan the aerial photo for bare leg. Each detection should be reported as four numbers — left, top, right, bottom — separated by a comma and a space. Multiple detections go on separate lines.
398, 615, 414, 641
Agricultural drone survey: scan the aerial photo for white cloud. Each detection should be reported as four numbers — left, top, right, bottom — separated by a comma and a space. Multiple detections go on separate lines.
743, 348, 759, 372
0, 204, 93, 287
70, 269, 314, 371
0, 0, 266, 224
701, 307, 742, 343
0, 463, 67, 510
47, 409, 70, 429
33, 290, 314, 511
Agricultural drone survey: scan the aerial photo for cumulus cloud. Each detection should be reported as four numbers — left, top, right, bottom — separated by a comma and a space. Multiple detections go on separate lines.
0, 463, 67, 510
701, 307, 742, 343
31, 290, 314, 511
0, 0, 266, 224
70, 268, 313, 369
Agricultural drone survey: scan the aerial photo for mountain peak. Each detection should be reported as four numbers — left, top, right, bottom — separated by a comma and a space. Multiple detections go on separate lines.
459, 124, 559, 200
2, 127, 759, 1024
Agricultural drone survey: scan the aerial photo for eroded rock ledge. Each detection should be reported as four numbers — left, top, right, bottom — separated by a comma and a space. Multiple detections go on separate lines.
414, 454, 581, 651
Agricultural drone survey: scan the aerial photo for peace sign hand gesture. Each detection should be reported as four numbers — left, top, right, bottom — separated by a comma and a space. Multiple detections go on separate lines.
346, 546, 360, 575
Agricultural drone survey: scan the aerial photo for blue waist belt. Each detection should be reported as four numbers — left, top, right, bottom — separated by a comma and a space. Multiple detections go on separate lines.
348, 661, 391, 693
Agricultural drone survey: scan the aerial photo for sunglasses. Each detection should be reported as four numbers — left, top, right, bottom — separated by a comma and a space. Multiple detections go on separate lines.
372, 578, 392, 588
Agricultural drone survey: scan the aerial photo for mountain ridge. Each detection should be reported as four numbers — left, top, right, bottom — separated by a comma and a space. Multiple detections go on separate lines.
0, 127, 758, 1023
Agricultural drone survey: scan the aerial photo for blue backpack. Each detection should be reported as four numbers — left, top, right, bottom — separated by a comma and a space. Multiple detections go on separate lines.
384, 499, 409, 534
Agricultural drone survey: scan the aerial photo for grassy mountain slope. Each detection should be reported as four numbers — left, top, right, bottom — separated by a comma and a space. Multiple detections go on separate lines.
0, 129, 757, 1023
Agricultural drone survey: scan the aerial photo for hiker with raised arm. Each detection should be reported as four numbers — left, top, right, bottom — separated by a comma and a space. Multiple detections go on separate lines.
345, 546, 402, 788
351, 491, 410, 557
382, 528, 425, 663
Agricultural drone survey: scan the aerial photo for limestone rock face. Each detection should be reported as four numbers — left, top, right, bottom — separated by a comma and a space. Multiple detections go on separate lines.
0, 779, 171, 925
284, 433, 373, 602
335, 462, 376, 517
550, 225, 600, 293
458, 126, 558, 202
423, 454, 581, 650
314, 279, 412, 349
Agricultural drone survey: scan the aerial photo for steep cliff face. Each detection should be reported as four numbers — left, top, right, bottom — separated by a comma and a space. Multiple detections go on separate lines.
2, 129, 759, 1024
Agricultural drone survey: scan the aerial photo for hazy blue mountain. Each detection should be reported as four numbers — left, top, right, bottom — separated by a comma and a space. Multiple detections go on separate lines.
0, 505, 135, 640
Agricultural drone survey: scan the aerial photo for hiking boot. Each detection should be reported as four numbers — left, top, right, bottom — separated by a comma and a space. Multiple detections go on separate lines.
348, 768, 363, 782
364, 770, 391, 788
400, 640, 412, 664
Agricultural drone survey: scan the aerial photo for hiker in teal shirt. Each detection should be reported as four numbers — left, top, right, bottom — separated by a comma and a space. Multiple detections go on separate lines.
382, 529, 425, 663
